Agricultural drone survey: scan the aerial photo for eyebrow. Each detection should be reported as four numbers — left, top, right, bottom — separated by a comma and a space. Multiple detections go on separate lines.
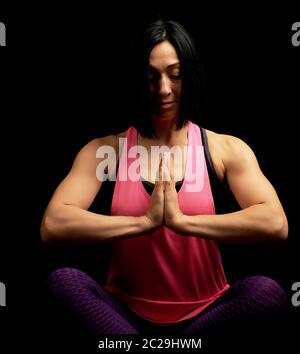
148, 62, 180, 71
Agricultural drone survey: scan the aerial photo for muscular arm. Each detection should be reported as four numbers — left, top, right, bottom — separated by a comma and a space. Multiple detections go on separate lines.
169, 134, 288, 243
40, 135, 152, 244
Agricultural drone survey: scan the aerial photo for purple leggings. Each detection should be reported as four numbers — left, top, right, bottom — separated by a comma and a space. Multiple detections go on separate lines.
47, 267, 287, 336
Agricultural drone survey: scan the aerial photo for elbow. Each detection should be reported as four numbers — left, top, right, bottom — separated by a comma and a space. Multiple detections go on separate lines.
270, 213, 288, 242
40, 215, 57, 243
278, 215, 289, 241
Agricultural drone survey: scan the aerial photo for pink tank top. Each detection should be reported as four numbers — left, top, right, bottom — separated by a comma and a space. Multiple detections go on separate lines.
104, 121, 229, 324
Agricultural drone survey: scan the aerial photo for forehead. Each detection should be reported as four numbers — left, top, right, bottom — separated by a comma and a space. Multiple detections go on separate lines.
149, 41, 179, 68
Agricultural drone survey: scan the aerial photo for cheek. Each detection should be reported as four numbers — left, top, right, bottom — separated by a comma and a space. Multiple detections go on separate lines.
149, 86, 155, 96
173, 83, 182, 98
149, 84, 157, 97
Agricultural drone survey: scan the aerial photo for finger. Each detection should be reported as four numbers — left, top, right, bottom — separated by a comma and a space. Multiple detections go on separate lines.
165, 152, 175, 185
154, 154, 164, 194
155, 154, 162, 182
159, 154, 163, 182
169, 152, 175, 181
163, 152, 171, 181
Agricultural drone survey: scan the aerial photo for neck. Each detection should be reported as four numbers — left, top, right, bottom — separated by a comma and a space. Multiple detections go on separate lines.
151, 116, 187, 145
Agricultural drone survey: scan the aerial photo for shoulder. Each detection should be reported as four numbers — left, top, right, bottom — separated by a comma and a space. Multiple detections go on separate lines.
72, 131, 127, 171
205, 129, 258, 177
78, 131, 127, 157
206, 129, 255, 155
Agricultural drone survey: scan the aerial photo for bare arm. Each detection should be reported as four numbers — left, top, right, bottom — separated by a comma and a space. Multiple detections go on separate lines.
165, 135, 288, 243
40, 135, 155, 244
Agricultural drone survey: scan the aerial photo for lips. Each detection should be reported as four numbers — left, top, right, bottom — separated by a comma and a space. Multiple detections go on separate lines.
153, 101, 176, 113
160, 101, 175, 108
160, 101, 174, 105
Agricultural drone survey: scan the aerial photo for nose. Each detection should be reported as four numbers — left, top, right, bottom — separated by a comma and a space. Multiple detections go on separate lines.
159, 75, 171, 96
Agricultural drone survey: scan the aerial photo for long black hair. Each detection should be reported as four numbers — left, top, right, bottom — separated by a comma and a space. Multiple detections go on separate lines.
131, 18, 205, 138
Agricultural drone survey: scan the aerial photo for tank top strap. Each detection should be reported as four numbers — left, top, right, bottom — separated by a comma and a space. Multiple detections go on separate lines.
188, 120, 203, 146
125, 126, 137, 147
184, 121, 205, 192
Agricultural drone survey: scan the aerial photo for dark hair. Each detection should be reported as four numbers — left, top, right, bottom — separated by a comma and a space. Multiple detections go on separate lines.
131, 18, 205, 138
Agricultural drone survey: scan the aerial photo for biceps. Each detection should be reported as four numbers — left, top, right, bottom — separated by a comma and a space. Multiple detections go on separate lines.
227, 169, 279, 209
49, 173, 102, 210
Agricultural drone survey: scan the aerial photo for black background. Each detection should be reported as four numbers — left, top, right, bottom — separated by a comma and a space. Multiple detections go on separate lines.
1, 3, 299, 352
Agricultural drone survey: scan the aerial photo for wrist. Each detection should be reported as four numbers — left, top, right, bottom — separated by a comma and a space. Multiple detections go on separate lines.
140, 215, 156, 232
166, 212, 186, 233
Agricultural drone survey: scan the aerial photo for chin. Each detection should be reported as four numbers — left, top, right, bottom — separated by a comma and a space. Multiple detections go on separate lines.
153, 110, 178, 119
153, 115, 178, 122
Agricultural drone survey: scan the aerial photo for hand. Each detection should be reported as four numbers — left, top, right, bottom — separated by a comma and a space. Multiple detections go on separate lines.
163, 153, 184, 231
144, 156, 164, 229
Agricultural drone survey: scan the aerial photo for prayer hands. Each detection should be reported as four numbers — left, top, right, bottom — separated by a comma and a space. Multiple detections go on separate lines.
145, 152, 184, 231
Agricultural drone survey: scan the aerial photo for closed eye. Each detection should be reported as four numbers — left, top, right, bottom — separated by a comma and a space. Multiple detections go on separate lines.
169, 74, 181, 80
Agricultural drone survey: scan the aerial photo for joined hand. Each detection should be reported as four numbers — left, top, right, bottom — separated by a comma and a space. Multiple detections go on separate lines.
145, 152, 184, 232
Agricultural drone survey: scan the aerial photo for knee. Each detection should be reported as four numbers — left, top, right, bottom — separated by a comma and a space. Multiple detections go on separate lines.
47, 267, 92, 296
47, 267, 84, 283
245, 275, 288, 311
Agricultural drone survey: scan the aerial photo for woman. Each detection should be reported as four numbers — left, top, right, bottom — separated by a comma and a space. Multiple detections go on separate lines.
41, 19, 288, 335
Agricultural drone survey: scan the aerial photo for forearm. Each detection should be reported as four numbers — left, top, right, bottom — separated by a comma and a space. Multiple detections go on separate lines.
41, 205, 151, 244
175, 204, 288, 244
